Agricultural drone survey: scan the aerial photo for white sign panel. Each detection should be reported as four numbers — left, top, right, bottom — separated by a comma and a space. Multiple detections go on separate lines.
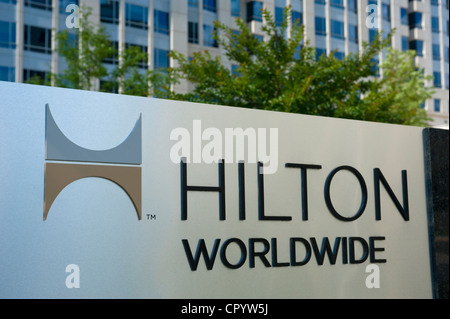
0, 82, 433, 298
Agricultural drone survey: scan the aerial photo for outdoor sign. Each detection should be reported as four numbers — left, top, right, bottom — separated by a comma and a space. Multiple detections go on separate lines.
0, 81, 433, 298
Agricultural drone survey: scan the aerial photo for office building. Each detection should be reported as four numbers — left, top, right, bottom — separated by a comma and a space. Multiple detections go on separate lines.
0, 0, 448, 127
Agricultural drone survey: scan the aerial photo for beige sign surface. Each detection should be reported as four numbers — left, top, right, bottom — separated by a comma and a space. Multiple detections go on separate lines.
0, 81, 433, 298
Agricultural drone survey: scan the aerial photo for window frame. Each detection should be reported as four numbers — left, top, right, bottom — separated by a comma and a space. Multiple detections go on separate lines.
154, 10, 170, 35
247, 1, 263, 23
315, 16, 326, 36
203, 24, 218, 48
23, 24, 52, 54
125, 3, 148, 30
100, 0, 119, 25
409, 39, 423, 56
154, 47, 170, 69
25, 0, 52, 11
0, 20, 16, 49
188, 21, 199, 44
330, 19, 345, 39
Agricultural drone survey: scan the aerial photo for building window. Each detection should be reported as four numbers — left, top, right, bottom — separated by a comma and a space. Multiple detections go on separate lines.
445, 73, 449, 89
0, 66, 15, 82
59, 0, 79, 13
431, 0, 439, 5
25, 0, 52, 11
348, 24, 358, 43
371, 57, 380, 77
125, 3, 148, 30
315, 17, 326, 36
24, 25, 52, 54
125, 43, 148, 69
401, 36, 408, 51
247, 1, 263, 23
433, 43, 441, 60
275, 6, 284, 27
444, 46, 449, 62
154, 48, 169, 69
154, 10, 169, 35
401, 8, 408, 25
348, 0, 357, 13
103, 41, 118, 64
63, 31, 77, 49
431, 16, 440, 33
408, 12, 422, 29
231, 0, 240, 17
188, 21, 198, 44
23, 68, 49, 83
292, 11, 302, 27
203, 24, 218, 47
409, 39, 423, 57
330, 0, 344, 9
0, 21, 16, 49
315, 47, 326, 60
203, 0, 216, 13
188, 0, 198, 8
334, 51, 345, 60
100, 80, 118, 93
381, 4, 390, 22
0, 0, 17, 4
369, 28, 378, 44
331, 20, 345, 39
433, 72, 442, 88
434, 99, 441, 112
100, 0, 119, 24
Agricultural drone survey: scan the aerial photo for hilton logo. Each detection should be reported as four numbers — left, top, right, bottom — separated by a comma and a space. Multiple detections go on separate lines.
43, 104, 142, 220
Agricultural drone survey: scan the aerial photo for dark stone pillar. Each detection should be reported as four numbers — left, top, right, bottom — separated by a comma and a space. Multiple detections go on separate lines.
423, 128, 449, 299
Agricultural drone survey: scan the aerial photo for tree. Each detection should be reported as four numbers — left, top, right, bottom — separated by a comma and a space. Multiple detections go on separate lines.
170, 7, 432, 126
102, 44, 177, 98
28, 5, 176, 97
55, 6, 114, 90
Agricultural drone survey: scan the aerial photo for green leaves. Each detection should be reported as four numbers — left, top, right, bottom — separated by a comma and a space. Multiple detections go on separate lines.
55, 6, 112, 90
170, 7, 432, 126
34, 4, 432, 127
53, 5, 177, 97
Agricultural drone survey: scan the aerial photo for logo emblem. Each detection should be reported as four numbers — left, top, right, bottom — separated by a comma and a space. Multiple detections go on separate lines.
43, 104, 142, 220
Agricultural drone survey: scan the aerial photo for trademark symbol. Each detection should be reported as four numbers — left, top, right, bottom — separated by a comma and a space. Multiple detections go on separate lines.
146, 214, 156, 220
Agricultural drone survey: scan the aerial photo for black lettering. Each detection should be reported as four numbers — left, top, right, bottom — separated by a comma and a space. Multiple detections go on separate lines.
258, 162, 292, 221
181, 158, 225, 220
324, 166, 368, 222
341, 237, 348, 264
249, 238, 271, 268
238, 161, 246, 220
310, 237, 341, 265
182, 239, 220, 271
290, 237, 312, 266
374, 168, 409, 221
285, 163, 322, 221
369, 236, 387, 263
220, 238, 247, 269
349, 237, 369, 264
271, 238, 290, 267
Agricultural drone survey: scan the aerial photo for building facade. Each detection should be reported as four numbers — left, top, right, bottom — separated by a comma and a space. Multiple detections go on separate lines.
0, 0, 448, 128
